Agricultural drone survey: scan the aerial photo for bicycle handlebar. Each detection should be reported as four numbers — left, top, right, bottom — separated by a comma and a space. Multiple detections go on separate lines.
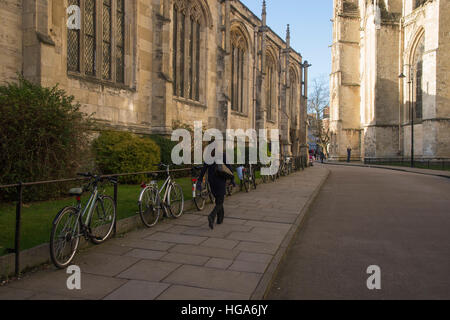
77, 173, 117, 184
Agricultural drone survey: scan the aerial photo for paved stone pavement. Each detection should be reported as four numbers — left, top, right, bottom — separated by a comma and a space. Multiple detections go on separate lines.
0, 166, 329, 300
268, 165, 450, 300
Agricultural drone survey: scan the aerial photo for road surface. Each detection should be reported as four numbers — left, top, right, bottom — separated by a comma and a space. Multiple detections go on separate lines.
268, 164, 450, 300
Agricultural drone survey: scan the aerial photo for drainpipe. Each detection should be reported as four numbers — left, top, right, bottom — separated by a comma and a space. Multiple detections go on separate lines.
398, 16, 404, 156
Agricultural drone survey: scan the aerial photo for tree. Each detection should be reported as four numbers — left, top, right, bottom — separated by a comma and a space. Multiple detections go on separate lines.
307, 75, 331, 156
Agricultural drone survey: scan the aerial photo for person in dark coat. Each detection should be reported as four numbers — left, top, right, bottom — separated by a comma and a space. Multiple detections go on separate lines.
320, 151, 325, 163
197, 153, 235, 230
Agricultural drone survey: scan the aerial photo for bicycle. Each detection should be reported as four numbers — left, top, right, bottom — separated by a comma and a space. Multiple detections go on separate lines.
191, 166, 214, 211
50, 173, 117, 269
247, 163, 257, 190
138, 164, 185, 227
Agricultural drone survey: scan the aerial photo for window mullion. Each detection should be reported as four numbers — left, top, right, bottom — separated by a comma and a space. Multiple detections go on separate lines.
80, 0, 86, 75
96, 0, 102, 79
173, 6, 178, 95
111, 0, 117, 83
195, 21, 200, 101
183, 13, 190, 98
178, 10, 184, 97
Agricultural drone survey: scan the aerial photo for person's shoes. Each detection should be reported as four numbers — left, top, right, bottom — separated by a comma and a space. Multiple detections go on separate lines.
208, 215, 214, 230
217, 219, 223, 225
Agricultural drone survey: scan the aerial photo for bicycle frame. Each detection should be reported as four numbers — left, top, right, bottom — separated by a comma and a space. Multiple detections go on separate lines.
140, 166, 173, 210
72, 185, 101, 238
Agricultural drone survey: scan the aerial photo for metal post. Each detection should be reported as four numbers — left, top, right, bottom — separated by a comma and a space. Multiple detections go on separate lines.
113, 181, 118, 236
15, 182, 23, 276
410, 67, 415, 168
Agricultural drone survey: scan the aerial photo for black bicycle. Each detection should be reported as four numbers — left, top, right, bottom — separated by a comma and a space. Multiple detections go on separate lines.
191, 166, 214, 211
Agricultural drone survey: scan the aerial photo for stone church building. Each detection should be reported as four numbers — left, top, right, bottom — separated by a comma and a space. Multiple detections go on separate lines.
0, 0, 310, 157
330, 0, 450, 161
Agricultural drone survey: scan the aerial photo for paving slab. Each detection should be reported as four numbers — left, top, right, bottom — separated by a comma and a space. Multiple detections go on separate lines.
201, 238, 239, 250
8, 270, 127, 300
234, 242, 279, 255
124, 249, 168, 261
103, 280, 170, 300
163, 265, 262, 295
157, 285, 248, 300
117, 260, 181, 282
0, 287, 35, 300
236, 252, 273, 264
146, 232, 207, 245
73, 253, 140, 277
228, 260, 269, 274
205, 258, 234, 270
161, 253, 210, 266
169, 244, 240, 260
112, 238, 175, 252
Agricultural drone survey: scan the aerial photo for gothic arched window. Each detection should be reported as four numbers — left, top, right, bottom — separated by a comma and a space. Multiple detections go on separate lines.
412, 33, 424, 120
231, 29, 247, 113
266, 53, 276, 121
173, 0, 203, 102
67, 0, 126, 83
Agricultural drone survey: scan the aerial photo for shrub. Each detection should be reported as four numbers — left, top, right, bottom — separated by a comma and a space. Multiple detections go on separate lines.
0, 77, 95, 202
93, 131, 160, 184
148, 135, 178, 166
148, 134, 192, 178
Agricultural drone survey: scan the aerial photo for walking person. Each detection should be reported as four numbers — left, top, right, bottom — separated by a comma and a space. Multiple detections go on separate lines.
347, 147, 352, 163
197, 152, 235, 230
320, 151, 325, 163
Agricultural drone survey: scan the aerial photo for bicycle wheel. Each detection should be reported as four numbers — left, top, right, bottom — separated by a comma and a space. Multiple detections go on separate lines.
139, 187, 161, 227
251, 171, 257, 189
226, 182, 234, 196
243, 173, 250, 193
50, 207, 80, 269
169, 183, 184, 218
89, 196, 116, 244
207, 182, 215, 204
193, 182, 207, 211
261, 173, 268, 184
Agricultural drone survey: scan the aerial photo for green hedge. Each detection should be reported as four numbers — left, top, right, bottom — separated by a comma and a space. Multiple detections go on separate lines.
92, 131, 161, 184
0, 77, 94, 201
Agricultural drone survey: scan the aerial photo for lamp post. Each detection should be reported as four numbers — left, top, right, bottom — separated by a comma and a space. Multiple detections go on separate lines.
399, 64, 415, 168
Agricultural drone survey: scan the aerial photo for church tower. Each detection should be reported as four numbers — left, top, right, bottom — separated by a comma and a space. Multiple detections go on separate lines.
329, 0, 362, 161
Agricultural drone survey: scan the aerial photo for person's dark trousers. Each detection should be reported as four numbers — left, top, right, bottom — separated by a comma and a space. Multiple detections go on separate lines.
209, 195, 225, 225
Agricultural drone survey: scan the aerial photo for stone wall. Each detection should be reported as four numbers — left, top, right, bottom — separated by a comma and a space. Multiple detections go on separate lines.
0, 0, 23, 84
330, 0, 450, 161
0, 0, 308, 157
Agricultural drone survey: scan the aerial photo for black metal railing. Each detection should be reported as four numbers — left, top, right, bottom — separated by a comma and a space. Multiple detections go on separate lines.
0, 167, 192, 277
0, 157, 309, 277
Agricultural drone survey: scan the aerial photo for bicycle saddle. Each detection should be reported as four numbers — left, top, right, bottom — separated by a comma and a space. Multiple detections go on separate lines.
68, 188, 83, 196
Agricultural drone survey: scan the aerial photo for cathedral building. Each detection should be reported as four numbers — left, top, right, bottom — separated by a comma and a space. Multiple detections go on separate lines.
330, 0, 450, 161
0, 0, 310, 157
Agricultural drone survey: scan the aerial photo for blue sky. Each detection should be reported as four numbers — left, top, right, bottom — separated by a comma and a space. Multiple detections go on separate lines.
240, 0, 333, 83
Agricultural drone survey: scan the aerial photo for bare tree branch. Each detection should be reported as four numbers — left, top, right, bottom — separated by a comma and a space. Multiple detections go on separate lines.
308, 75, 331, 156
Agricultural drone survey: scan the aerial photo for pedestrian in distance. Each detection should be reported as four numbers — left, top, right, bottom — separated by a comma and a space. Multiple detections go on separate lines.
347, 147, 352, 163
320, 151, 325, 163
197, 151, 235, 230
